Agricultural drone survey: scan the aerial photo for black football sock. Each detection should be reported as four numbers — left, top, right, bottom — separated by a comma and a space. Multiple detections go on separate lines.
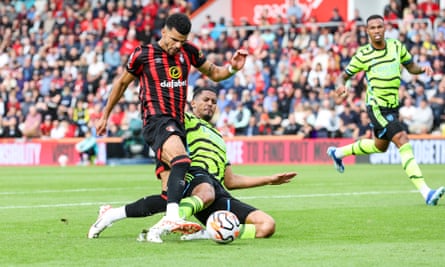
166, 155, 191, 204
125, 194, 167, 217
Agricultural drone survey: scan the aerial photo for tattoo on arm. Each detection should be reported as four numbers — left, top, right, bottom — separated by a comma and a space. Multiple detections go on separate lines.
207, 63, 215, 76
407, 62, 424, 74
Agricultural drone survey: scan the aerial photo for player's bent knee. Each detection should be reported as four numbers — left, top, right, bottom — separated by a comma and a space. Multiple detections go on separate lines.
256, 219, 276, 238
246, 210, 276, 238
192, 183, 215, 206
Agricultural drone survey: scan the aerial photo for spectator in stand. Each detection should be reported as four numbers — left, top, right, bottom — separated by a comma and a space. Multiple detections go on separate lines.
50, 119, 67, 139
20, 90, 35, 119
417, 51, 433, 88
2, 116, 22, 138
103, 42, 121, 77
286, 0, 303, 23
21, 105, 41, 138
355, 111, 372, 140
293, 26, 310, 51
119, 30, 140, 57
399, 96, 417, 132
230, 102, 251, 136
40, 114, 53, 138
218, 118, 235, 138
210, 16, 227, 41
412, 83, 428, 107
268, 101, 283, 135
263, 87, 278, 112
244, 116, 260, 136
383, 0, 402, 21
216, 102, 235, 130
328, 8, 344, 33
338, 103, 360, 138
351, 8, 363, 22
252, 102, 271, 135
72, 98, 90, 137
87, 54, 106, 94
282, 113, 301, 135
307, 62, 327, 89
385, 21, 400, 40
318, 27, 334, 50
277, 86, 292, 119
429, 77, 445, 128
409, 98, 434, 134
418, 0, 440, 24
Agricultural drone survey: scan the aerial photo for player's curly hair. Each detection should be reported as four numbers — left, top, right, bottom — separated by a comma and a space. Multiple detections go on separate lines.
366, 14, 384, 25
165, 13, 191, 35
192, 86, 218, 99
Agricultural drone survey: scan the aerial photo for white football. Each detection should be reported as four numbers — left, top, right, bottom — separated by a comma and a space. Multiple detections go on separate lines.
206, 210, 240, 244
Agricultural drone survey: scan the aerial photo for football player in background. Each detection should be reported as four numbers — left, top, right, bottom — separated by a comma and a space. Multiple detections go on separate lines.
328, 14, 444, 205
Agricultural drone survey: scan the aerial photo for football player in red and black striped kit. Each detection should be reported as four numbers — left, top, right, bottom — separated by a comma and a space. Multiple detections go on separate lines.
94, 13, 247, 238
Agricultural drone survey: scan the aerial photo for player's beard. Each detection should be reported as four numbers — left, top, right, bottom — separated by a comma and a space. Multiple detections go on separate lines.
201, 114, 213, 122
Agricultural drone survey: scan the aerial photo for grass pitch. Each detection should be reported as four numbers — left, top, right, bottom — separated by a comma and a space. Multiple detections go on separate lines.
1, 164, 444, 267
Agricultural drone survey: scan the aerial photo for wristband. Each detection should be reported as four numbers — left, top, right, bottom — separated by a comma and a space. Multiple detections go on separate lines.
227, 65, 237, 74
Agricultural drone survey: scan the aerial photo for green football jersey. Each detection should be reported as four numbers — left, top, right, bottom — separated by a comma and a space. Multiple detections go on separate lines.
345, 38, 412, 108
184, 112, 228, 183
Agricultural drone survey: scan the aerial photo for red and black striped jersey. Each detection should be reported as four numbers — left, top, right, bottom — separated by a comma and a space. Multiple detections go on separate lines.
126, 42, 206, 124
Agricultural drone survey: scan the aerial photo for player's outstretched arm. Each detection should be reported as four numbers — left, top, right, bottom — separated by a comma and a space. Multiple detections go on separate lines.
198, 49, 248, 82
223, 166, 297, 190
96, 71, 136, 136
405, 62, 433, 76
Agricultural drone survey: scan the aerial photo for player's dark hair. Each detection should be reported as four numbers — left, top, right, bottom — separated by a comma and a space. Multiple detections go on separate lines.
165, 13, 191, 35
192, 86, 218, 99
366, 14, 384, 25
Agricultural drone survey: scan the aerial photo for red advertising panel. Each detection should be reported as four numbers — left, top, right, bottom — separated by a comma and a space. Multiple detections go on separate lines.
225, 136, 354, 165
0, 138, 108, 166
231, 0, 348, 25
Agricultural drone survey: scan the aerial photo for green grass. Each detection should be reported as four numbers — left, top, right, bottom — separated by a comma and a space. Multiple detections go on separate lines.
1, 164, 445, 267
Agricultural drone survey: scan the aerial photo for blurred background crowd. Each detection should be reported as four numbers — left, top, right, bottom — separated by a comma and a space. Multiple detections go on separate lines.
0, 0, 444, 145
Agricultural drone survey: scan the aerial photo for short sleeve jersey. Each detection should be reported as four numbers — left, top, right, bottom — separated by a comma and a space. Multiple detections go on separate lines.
126, 42, 206, 124
184, 112, 229, 183
345, 38, 412, 108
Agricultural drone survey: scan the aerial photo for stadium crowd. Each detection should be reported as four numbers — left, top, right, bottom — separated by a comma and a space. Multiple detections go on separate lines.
0, 0, 444, 144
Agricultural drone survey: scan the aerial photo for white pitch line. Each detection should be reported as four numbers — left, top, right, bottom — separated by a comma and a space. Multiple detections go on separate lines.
238, 190, 418, 200
0, 190, 418, 210
0, 188, 142, 195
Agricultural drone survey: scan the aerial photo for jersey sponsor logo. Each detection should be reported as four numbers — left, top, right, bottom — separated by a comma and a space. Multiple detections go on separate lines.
169, 66, 182, 79
160, 66, 186, 88
160, 80, 187, 88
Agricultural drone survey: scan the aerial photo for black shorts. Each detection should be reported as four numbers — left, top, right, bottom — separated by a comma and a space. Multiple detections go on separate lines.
367, 106, 404, 141
142, 115, 186, 162
183, 167, 257, 225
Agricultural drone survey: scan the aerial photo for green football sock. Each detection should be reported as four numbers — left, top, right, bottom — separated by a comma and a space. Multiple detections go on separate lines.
399, 143, 429, 197
338, 139, 382, 158
178, 196, 204, 219
238, 224, 256, 239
